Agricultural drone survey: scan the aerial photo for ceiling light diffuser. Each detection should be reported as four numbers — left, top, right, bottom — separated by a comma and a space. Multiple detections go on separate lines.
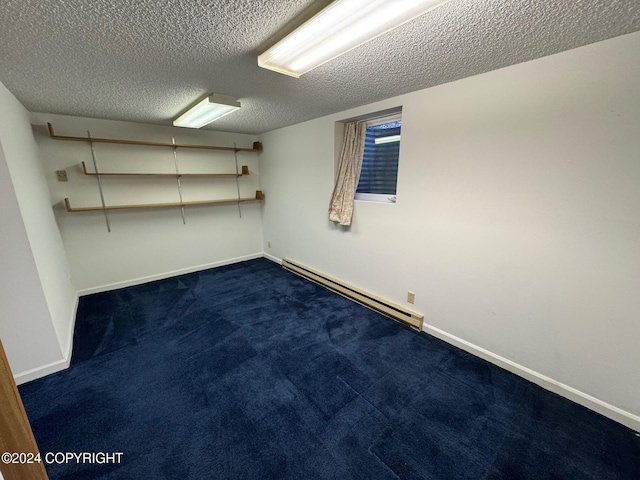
173, 94, 241, 128
258, 0, 452, 78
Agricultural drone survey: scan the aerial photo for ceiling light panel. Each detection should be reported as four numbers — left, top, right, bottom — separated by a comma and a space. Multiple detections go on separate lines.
258, 0, 452, 78
173, 94, 241, 129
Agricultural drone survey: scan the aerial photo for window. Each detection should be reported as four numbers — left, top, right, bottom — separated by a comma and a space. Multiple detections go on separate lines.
355, 113, 401, 203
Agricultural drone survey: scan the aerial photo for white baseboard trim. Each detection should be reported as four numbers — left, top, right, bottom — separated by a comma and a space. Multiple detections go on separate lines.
27, 255, 637, 435
16, 255, 268, 384
422, 322, 640, 432
14, 357, 69, 385
77, 253, 264, 296
14, 295, 79, 385
262, 253, 282, 264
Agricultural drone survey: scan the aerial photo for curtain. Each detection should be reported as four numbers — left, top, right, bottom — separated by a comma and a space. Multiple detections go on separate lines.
328, 121, 366, 226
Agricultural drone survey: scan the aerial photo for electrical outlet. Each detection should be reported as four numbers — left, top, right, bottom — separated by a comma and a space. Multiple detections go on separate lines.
407, 291, 415, 304
268, 241, 271, 248
56, 170, 68, 182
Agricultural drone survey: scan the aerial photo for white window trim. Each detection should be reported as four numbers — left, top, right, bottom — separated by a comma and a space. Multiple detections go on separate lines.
354, 192, 397, 204
365, 112, 402, 127
356, 113, 401, 204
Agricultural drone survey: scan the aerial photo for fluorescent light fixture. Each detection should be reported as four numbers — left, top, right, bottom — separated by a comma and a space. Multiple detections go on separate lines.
375, 135, 401, 144
173, 94, 240, 128
258, 0, 452, 78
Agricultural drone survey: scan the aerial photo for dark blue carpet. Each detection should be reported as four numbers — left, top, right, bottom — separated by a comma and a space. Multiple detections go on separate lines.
19, 258, 640, 479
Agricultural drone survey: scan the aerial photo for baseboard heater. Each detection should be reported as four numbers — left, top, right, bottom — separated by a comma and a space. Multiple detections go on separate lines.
282, 258, 424, 331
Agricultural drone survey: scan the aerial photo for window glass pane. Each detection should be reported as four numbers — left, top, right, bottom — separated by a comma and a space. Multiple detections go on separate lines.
356, 120, 401, 195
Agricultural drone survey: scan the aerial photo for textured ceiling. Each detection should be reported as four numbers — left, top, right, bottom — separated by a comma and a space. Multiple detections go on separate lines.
1, 0, 639, 134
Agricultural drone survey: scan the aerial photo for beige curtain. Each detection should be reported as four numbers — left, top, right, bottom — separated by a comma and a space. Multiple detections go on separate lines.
328, 121, 366, 226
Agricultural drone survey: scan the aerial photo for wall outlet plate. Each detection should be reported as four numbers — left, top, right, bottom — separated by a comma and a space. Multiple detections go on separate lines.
56, 170, 68, 182
407, 291, 415, 304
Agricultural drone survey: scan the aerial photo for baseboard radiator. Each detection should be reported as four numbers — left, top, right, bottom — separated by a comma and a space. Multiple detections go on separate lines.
282, 258, 424, 331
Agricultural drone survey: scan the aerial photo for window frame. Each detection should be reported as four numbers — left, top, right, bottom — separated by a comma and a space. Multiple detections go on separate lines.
354, 112, 402, 204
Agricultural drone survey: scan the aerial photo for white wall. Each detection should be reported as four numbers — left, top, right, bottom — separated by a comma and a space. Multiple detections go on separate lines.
259, 31, 640, 426
0, 82, 73, 379
32, 114, 264, 293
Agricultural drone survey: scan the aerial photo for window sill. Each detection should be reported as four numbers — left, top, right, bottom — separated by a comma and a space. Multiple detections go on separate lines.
354, 193, 396, 204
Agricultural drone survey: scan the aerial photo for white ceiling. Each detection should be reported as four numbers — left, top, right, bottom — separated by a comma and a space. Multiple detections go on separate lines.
1, 0, 639, 134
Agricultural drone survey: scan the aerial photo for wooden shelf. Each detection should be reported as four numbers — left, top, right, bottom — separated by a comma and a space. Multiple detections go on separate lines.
47, 123, 262, 152
81, 162, 249, 177
64, 191, 264, 213
51, 122, 264, 230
